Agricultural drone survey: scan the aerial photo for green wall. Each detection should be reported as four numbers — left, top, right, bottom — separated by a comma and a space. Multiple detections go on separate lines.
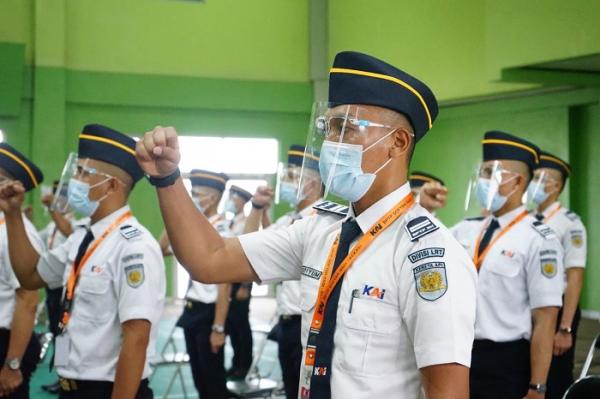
1, 0, 599, 307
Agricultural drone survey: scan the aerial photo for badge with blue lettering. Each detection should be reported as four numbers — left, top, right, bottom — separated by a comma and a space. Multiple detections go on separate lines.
413, 262, 447, 301
125, 264, 145, 288
540, 258, 557, 278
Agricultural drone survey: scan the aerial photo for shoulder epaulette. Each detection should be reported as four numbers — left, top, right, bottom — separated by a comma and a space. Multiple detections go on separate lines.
313, 201, 349, 217
405, 215, 439, 241
565, 210, 580, 222
119, 224, 143, 240
531, 221, 556, 240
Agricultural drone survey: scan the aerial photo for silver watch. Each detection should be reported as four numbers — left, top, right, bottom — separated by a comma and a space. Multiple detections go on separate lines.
5, 358, 20, 371
211, 324, 225, 334
529, 383, 547, 393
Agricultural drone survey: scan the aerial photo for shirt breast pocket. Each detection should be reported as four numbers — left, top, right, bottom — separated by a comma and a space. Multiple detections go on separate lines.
75, 275, 113, 324
338, 295, 402, 376
486, 257, 521, 278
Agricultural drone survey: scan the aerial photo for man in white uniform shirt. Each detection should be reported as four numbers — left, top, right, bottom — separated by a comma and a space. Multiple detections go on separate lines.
0, 143, 44, 398
243, 144, 323, 399
451, 131, 564, 399
174, 169, 232, 399
526, 151, 587, 399
137, 51, 477, 399
0, 124, 165, 399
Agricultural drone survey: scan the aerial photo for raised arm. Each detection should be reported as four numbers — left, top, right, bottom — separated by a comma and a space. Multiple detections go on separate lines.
136, 126, 257, 284
0, 181, 45, 289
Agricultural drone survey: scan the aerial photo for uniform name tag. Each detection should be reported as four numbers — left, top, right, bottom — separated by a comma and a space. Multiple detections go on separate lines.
54, 334, 70, 367
301, 266, 322, 280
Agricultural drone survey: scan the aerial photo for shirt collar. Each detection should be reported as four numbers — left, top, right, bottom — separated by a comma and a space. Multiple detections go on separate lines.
350, 183, 412, 234
495, 205, 526, 228
542, 201, 561, 217
90, 205, 131, 237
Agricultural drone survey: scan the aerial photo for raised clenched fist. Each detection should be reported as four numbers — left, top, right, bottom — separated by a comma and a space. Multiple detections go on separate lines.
136, 126, 181, 178
252, 186, 274, 208
0, 181, 26, 215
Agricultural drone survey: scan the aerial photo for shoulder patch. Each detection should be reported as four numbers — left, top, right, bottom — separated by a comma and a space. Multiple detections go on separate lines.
124, 263, 145, 288
405, 216, 439, 241
119, 225, 142, 240
565, 210, 580, 222
313, 201, 349, 217
464, 216, 485, 222
570, 230, 584, 248
413, 262, 448, 301
531, 221, 556, 240
408, 247, 445, 263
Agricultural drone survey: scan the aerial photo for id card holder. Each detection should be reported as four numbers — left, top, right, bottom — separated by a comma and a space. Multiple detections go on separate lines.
54, 333, 70, 367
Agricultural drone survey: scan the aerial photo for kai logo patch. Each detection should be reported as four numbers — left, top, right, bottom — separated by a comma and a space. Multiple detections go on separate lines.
362, 284, 386, 300
540, 258, 557, 278
413, 262, 447, 301
125, 264, 145, 288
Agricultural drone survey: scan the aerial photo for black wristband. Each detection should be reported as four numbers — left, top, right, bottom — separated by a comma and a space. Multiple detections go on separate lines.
251, 201, 265, 210
147, 169, 180, 188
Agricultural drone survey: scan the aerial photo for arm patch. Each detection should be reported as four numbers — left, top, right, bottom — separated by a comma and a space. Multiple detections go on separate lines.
313, 201, 349, 217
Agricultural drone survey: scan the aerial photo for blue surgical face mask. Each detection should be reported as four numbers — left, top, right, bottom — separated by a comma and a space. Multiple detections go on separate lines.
318, 132, 393, 202
475, 177, 512, 212
67, 178, 108, 217
193, 197, 206, 214
527, 181, 550, 205
224, 199, 237, 214
279, 181, 302, 206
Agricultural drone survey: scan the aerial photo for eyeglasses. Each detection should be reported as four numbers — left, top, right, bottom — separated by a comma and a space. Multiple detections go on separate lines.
74, 165, 125, 186
315, 116, 393, 142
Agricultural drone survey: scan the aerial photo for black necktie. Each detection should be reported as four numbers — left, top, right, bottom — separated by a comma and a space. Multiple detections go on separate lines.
309, 218, 362, 399
535, 213, 544, 222
74, 229, 95, 271
477, 218, 500, 257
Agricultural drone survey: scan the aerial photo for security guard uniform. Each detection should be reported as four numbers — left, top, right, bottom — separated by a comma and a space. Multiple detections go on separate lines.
533, 153, 587, 399
35, 125, 165, 398
176, 170, 232, 399
451, 132, 564, 399
225, 185, 254, 379
0, 144, 45, 399
238, 50, 477, 399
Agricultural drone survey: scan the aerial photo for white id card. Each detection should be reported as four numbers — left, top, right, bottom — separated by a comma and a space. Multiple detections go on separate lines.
54, 334, 70, 367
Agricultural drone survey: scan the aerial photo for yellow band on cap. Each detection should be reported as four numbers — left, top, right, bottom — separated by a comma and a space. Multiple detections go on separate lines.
329, 67, 433, 129
540, 154, 571, 174
409, 174, 435, 183
288, 150, 319, 161
188, 172, 227, 184
79, 134, 136, 156
481, 139, 539, 163
0, 148, 39, 187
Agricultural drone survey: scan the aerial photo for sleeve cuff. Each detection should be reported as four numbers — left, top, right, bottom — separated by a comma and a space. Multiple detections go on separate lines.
36, 256, 64, 290
415, 341, 472, 369
119, 305, 156, 323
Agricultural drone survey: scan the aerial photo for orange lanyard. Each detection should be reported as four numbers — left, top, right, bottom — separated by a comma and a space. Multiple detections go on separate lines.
61, 211, 132, 327
48, 227, 58, 249
472, 210, 529, 271
304, 194, 415, 366
543, 204, 561, 223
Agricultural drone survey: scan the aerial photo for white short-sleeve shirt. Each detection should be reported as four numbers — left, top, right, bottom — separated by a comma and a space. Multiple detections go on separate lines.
36, 205, 166, 381
451, 206, 564, 342
0, 214, 44, 329
239, 184, 477, 399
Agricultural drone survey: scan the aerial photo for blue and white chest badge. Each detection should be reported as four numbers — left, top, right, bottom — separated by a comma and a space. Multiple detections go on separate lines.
413, 262, 448, 301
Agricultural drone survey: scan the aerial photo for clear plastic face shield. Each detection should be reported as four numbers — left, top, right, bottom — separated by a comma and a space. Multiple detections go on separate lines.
275, 163, 306, 206
464, 160, 520, 213
526, 169, 558, 207
51, 152, 122, 214
298, 101, 398, 203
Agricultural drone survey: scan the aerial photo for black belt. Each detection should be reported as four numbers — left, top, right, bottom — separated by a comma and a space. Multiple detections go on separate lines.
279, 314, 301, 322
185, 299, 214, 310
59, 377, 150, 392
